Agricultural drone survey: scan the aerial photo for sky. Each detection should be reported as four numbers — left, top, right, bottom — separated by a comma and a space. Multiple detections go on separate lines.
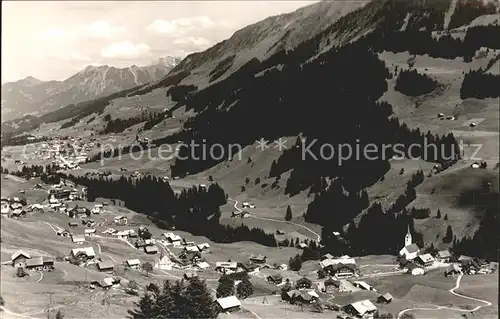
1, 1, 318, 84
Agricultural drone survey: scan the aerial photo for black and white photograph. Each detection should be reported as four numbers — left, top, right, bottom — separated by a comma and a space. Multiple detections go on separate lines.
1, 0, 499, 318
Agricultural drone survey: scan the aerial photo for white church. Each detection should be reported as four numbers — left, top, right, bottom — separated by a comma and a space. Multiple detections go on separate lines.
399, 225, 420, 260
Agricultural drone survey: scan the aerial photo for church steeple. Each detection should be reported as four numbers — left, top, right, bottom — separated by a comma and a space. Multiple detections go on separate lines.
405, 224, 412, 247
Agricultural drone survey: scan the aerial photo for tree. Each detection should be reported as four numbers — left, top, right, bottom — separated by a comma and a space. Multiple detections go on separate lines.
236, 278, 253, 299
400, 168, 405, 175
436, 209, 441, 219
128, 292, 156, 319
216, 274, 235, 298
208, 175, 214, 182
317, 269, 326, 279
255, 177, 261, 185
285, 205, 292, 221
55, 310, 64, 319
245, 177, 250, 184
143, 262, 153, 276
443, 225, 453, 243
16, 267, 28, 278
289, 254, 302, 271
444, 214, 448, 220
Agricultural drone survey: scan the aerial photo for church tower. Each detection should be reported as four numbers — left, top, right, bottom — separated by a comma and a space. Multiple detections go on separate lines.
405, 225, 412, 247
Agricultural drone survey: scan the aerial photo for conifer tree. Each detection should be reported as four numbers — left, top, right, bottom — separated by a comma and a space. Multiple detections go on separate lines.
285, 205, 292, 221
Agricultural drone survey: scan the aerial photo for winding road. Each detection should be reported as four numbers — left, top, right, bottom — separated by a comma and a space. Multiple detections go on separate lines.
228, 198, 321, 242
397, 274, 493, 318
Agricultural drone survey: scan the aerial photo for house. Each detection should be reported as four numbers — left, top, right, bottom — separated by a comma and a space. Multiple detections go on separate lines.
12, 250, 30, 267
298, 243, 308, 249
11, 209, 26, 218
323, 278, 340, 293
435, 250, 452, 263
353, 281, 375, 291
26, 257, 44, 271
197, 243, 210, 251
445, 264, 462, 277
460, 259, 481, 275
184, 245, 200, 253
196, 261, 210, 270
84, 228, 96, 236
97, 277, 115, 289
114, 215, 128, 225
215, 261, 238, 274
414, 253, 435, 267
71, 247, 96, 260
42, 257, 55, 270
277, 264, 288, 271
319, 256, 356, 270
282, 289, 318, 304
338, 280, 358, 293
267, 274, 283, 284
162, 232, 182, 245
134, 239, 148, 248
183, 272, 198, 280
71, 234, 86, 244
399, 243, 420, 261
126, 259, 141, 269
180, 250, 201, 262
295, 277, 312, 289
321, 253, 334, 261
57, 229, 71, 237
407, 263, 425, 276
343, 299, 377, 318
326, 263, 357, 278
1, 203, 10, 215
216, 296, 241, 312
377, 293, 393, 304
144, 245, 158, 254
68, 222, 78, 228
97, 261, 114, 272
249, 255, 267, 264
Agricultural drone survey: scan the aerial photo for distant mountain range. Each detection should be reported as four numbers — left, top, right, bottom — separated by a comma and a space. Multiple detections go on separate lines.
1, 57, 181, 122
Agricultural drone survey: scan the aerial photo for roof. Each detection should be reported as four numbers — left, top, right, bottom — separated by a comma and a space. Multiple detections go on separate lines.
71, 235, 85, 243
322, 253, 334, 260
71, 247, 96, 257
320, 257, 356, 269
197, 243, 210, 249
216, 296, 241, 310
162, 232, 182, 241
437, 250, 451, 258
98, 261, 114, 270
43, 256, 55, 264
416, 253, 435, 263
354, 281, 372, 290
26, 257, 44, 267
250, 254, 266, 261
215, 262, 238, 269
403, 243, 419, 254
126, 259, 141, 266
347, 299, 377, 315
12, 250, 30, 261
144, 245, 158, 253
197, 261, 210, 269
85, 228, 96, 233
380, 293, 393, 301
101, 277, 114, 287
184, 246, 200, 252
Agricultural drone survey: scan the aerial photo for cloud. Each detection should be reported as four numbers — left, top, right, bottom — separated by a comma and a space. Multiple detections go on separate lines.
173, 37, 211, 47
69, 52, 92, 62
78, 20, 127, 39
146, 16, 215, 36
44, 27, 70, 38
100, 41, 151, 59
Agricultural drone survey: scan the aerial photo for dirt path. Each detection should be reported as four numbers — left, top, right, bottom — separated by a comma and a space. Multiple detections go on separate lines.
35, 271, 43, 283
228, 198, 321, 242
96, 243, 116, 263
397, 274, 493, 318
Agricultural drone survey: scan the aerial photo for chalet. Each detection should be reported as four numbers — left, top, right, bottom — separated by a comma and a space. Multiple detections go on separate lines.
216, 296, 241, 312
267, 274, 283, 284
114, 215, 128, 225
399, 243, 420, 261
184, 245, 200, 253
71, 234, 86, 244
354, 281, 376, 292
183, 272, 198, 280
144, 245, 158, 254
215, 261, 238, 274
43, 257, 55, 270
249, 255, 267, 264
295, 277, 312, 289
321, 253, 334, 261
435, 250, 452, 263
407, 263, 425, 276
445, 264, 462, 277
1, 203, 9, 215
12, 250, 30, 268
343, 299, 377, 318
278, 264, 288, 271
323, 278, 340, 293
126, 259, 141, 269
377, 293, 393, 304
323, 262, 356, 278
84, 228, 96, 236
134, 239, 148, 248
282, 289, 318, 304
197, 243, 210, 251
26, 257, 44, 271
320, 256, 356, 269
162, 232, 182, 245
11, 209, 26, 218
460, 259, 481, 275
196, 261, 210, 270
68, 222, 78, 228
180, 250, 201, 262
71, 247, 96, 260
183, 239, 195, 246
57, 229, 71, 237
298, 243, 308, 249
10, 202, 23, 210
97, 261, 114, 272
414, 253, 435, 267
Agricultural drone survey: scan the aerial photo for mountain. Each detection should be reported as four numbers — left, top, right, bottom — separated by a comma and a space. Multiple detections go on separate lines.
1, 57, 180, 122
